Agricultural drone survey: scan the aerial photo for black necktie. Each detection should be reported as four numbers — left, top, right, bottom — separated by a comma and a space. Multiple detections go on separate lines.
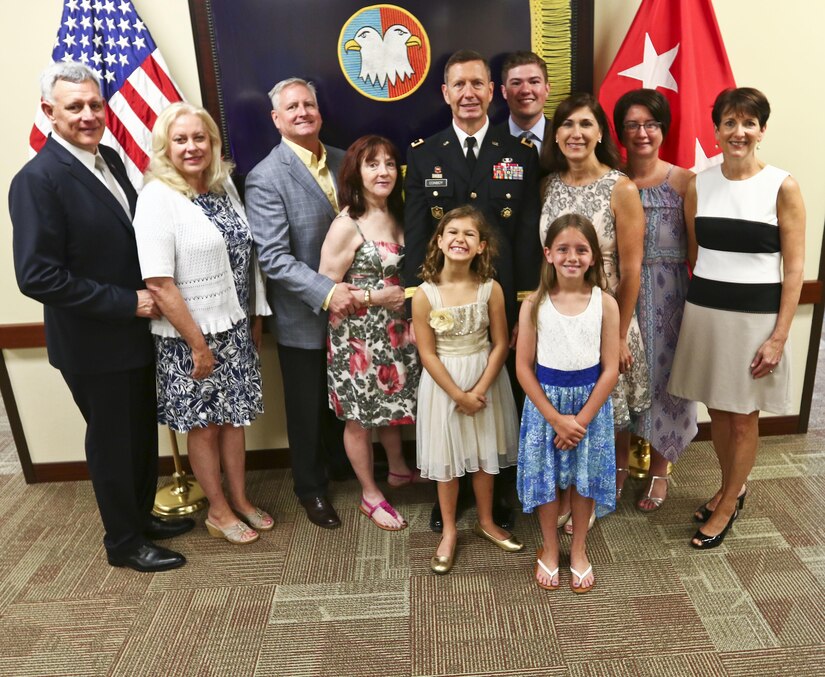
465, 136, 477, 173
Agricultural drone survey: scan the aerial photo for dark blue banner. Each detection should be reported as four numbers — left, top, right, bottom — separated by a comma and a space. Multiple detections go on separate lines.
202, 0, 579, 174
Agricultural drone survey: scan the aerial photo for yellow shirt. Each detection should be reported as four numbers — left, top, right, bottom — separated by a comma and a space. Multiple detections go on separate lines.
282, 137, 339, 212
281, 137, 339, 310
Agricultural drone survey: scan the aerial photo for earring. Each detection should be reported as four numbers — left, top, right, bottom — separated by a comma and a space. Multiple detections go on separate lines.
598, 137, 602, 143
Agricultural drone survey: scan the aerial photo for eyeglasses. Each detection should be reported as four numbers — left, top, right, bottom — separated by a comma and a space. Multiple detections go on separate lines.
623, 121, 663, 133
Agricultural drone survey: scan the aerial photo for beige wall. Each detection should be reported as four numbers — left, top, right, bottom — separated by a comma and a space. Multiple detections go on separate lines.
1, 1, 823, 464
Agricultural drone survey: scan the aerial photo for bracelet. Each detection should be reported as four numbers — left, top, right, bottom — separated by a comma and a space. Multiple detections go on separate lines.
364, 289, 372, 307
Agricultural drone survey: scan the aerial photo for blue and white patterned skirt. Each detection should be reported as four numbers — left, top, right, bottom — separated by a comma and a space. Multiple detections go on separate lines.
154, 318, 264, 433
517, 364, 616, 516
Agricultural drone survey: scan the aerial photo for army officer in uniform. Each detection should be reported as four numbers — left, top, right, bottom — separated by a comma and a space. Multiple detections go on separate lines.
404, 49, 542, 531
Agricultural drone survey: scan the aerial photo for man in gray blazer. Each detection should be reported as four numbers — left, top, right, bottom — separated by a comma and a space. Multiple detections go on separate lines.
245, 78, 359, 529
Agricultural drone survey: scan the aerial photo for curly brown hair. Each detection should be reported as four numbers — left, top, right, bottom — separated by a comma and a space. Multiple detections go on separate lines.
419, 206, 498, 283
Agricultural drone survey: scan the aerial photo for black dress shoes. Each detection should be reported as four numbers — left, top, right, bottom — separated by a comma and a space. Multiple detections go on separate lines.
690, 510, 737, 550
429, 502, 443, 533
145, 515, 195, 540
108, 543, 187, 572
429, 499, 513, 532
492, 501, 514, 530
300, 496, 341, 529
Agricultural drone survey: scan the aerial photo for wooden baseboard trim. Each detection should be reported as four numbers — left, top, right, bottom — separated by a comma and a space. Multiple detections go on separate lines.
20, 421, 803, 483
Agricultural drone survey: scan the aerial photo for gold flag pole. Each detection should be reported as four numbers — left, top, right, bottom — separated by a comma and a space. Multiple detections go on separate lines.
628, 436, 673, 479
153, 427, 208, 516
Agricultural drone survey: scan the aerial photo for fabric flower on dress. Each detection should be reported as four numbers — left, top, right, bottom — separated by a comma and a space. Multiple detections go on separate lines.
429, 309, 454, 333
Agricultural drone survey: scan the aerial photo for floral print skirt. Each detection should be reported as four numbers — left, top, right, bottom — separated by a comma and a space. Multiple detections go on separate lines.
154, 318, 263, 433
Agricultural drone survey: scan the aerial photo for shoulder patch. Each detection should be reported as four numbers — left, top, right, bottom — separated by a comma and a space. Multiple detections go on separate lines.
520, 136, 534, 149
411, 138, 424, 148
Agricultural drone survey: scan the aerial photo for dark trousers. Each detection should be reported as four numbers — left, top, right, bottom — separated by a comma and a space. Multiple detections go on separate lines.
61, 364, 158, 556
277, 344, 346, 500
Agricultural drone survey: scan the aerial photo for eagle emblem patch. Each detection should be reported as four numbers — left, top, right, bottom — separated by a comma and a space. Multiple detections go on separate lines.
338, 5, 430, 101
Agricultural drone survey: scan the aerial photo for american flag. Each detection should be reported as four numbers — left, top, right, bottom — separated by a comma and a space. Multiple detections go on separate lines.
31, 0, 184, 187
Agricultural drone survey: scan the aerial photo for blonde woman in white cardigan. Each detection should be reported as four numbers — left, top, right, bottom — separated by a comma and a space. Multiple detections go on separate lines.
134, 103, 272, 544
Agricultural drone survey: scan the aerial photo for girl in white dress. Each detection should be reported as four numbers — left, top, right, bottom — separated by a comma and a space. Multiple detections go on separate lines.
412, 206, 522, 575
517, 214, 620, 593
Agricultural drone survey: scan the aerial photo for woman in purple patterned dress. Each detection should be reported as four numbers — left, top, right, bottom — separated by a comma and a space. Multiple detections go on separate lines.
319, 136, 419, 531
614, 89, 698, 511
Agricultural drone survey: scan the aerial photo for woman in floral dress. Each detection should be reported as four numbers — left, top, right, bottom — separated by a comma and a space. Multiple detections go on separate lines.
134, 103, 272, 545
319, 136, 419, 531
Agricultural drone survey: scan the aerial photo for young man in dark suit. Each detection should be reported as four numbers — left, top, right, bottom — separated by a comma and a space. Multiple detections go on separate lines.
498, 50, 552, 157
10, 62, 191, 572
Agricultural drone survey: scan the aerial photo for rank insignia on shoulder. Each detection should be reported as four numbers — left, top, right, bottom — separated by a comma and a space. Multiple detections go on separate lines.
520, 136, 534, 148
411, 138, 424, 147
431, 206, 444, 219
501, 207, 513, 219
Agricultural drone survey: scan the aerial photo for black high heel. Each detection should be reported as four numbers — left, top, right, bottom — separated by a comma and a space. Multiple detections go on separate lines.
693, 489, 747, 523
690, 510, 737, 550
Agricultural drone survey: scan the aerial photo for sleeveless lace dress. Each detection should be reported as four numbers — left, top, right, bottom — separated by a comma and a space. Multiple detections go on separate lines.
416, 280, 519, 481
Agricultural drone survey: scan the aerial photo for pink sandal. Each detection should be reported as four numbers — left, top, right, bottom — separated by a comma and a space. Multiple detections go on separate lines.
359, 497, 408, 531
387, 470, 430, 488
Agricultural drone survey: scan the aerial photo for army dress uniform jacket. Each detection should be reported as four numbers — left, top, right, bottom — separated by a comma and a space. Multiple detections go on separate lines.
403, 124, 542, 327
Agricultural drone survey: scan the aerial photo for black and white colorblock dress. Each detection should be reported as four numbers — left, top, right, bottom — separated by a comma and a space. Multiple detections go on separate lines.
668, 164, 791, 415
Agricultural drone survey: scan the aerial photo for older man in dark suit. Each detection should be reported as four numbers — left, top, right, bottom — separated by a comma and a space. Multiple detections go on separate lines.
245, 78, 359, 529
10, 62, 191, 572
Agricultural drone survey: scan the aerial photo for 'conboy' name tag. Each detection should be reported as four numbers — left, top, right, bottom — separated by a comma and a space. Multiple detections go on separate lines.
425, 178, 448, 188
492, 161, 523, 180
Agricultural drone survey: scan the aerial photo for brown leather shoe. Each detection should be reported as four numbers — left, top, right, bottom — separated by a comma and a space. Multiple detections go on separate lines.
299, 496, 341, 529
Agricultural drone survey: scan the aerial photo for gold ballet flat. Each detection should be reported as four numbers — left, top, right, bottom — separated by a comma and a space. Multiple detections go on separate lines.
430, 538, 456, 575
473, 522, 524, 553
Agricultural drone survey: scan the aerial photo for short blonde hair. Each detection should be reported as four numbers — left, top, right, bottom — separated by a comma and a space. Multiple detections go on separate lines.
145, 102, 234, 197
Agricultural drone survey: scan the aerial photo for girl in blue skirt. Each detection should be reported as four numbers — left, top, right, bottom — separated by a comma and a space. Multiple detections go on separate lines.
516, 213, 619, 593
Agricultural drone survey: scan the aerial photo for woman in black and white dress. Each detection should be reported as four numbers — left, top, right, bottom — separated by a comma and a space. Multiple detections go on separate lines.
669, 88, 806, 549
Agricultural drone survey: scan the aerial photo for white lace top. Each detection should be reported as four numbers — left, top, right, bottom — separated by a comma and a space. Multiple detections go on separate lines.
134, 178, 271, 338
536, 286, 602, 370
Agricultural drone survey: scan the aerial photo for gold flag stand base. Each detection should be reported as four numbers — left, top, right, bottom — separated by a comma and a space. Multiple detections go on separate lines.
628, 435, 673, 479
152, 428, 208, 517
153, 471, 208, 517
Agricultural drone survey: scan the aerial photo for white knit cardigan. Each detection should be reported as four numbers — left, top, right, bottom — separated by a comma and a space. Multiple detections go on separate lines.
133, 178, 271, 338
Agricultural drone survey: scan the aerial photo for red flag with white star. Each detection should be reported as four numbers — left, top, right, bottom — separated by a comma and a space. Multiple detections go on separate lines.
598, 0, 736, 171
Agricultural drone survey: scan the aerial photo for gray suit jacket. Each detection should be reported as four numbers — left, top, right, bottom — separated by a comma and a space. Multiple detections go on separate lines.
245, 141, 345, 349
